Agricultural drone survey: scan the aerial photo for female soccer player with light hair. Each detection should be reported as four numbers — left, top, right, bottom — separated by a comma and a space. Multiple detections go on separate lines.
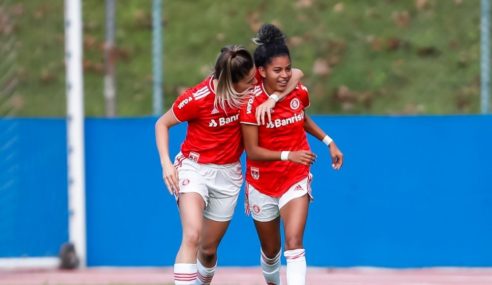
155, 44, 303, 285
240, 24, 344, 285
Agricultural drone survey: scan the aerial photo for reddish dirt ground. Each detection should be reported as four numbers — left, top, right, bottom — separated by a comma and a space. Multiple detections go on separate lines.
1, 267, 492, 285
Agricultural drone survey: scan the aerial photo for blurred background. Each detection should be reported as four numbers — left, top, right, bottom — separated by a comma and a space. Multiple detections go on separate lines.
0, 0, 486, 117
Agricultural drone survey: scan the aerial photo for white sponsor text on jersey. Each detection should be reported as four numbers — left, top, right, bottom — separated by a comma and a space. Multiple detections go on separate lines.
266, 112, 304, 128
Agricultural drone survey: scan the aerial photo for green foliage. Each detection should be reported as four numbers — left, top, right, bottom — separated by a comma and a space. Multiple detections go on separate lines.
5, 0, 483, 116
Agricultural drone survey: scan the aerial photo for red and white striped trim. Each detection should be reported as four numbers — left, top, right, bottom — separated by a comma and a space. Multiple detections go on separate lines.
284, 249, 305, 260
174, 272, 198, 282
197, 271, 214, 284
174, 154, 186, 169
193, 86, 211, 100
244, 183, 251, 215
261, 250, 281, 265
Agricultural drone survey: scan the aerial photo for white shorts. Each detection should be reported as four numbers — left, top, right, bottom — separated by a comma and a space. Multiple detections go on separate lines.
174, 153, 242, 222
245, 175, 313, 222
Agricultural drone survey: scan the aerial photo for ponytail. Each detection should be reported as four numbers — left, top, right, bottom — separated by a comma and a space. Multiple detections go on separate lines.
213, 45, 254, 110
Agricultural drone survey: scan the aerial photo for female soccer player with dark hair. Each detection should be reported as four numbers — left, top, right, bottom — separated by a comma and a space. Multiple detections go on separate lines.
155, 44, 303, 285
240, 24, 344, 285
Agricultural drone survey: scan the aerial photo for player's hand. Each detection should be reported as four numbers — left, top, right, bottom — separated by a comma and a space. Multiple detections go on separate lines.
288, 150, 317, 166
329, 142, 343, 170
162, 161, 179, 195
256, 97, 277, 125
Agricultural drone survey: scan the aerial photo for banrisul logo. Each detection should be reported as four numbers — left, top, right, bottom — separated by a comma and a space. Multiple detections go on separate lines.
209, 119, 218, 127
266, 112, 304, 128
209, 114, 239, 127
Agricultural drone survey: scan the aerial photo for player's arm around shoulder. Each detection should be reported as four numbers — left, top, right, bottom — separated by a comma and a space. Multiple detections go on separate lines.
255, 68, 304, 125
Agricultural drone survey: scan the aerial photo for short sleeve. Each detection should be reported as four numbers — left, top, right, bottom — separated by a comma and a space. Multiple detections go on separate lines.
240, 94, 259, 125
298, 83, 310, 109
172, 89, 199, 122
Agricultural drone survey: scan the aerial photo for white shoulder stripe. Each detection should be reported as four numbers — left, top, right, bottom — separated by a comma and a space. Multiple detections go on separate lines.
193, 91, 210, 100
193, 87, 209, 98
193, 88, 210, 100
253, 86, 262, 96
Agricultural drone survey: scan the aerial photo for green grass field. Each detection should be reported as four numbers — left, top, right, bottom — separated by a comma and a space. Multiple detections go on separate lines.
3, 0, 483, 116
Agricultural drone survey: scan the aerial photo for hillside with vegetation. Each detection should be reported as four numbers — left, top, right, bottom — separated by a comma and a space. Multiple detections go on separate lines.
0, 0, 483, 117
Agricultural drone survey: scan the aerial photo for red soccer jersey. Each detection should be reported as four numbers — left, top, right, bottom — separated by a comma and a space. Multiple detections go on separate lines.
240, 82, 311, 197
172, 76, 243, 164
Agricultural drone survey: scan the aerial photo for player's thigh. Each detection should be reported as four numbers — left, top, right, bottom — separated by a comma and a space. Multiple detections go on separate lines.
178, 192, 206, 237
199, 218, 231, 251
280, 194, 309, 248
254, 217, 281, 257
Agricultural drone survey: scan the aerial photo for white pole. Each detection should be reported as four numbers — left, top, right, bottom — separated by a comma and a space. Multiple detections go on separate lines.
104, 0, 116, 117
481, 0, 490, 114
64, 0, 87, 267
152, 0, 163, 115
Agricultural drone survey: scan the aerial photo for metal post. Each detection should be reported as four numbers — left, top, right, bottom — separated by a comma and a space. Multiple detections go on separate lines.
481, 0, 490, 114
104, 0, 116, 117
152, 0, 163, 115
64, 0, 86, 267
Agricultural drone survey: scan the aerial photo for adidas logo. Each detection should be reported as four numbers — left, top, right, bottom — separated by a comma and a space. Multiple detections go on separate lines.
211, 107, 219, 114
294, 185, 303, 191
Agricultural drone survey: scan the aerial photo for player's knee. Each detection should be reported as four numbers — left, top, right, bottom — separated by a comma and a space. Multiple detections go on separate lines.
284, 236, 303, 250
182, 230, 201, 249
262, 246, 281, 259
199, 246, 217, 263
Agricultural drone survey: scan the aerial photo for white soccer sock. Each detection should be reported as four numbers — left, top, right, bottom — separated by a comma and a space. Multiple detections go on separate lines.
284, 248, 306, 285
195, 258, 216, 285
174, 263, 197, 285
261, 249, 282, 285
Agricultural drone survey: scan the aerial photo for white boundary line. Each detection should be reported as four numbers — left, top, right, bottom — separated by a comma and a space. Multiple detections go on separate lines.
0, 257, 59, 269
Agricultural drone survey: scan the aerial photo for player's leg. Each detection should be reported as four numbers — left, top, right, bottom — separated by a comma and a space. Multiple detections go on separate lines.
195, 162, 242, 285
279, 177, 312, 285
173, 156, 209, 285
174, 192, 205, 284
254, 217, 282, 285
196, 218, 230, 285
247, 183, 282, 285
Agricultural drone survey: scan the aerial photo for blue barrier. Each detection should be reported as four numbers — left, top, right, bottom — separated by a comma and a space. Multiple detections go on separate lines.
0, 119, 68, 257
1, 116, 491, 267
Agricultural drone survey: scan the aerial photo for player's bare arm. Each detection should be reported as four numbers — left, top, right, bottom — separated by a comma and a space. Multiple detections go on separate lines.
155, 110, 181, 194
241, 124, 316, 166
303, 114, 344, 170
255, 68, 304, 125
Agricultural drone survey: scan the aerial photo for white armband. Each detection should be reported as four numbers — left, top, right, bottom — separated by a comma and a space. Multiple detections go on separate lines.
270, 94, 280, 102
322, 135, 333, 146
280, 151, 290, 161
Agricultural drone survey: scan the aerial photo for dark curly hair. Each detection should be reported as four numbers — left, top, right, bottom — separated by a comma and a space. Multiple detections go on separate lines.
252, 24, 291, 68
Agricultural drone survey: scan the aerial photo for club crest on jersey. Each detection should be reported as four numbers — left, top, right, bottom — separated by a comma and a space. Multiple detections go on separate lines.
182, 179, 190, 186
251, 167, 260, 180
290, 98, 300, 110
189, 152, 200, 162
